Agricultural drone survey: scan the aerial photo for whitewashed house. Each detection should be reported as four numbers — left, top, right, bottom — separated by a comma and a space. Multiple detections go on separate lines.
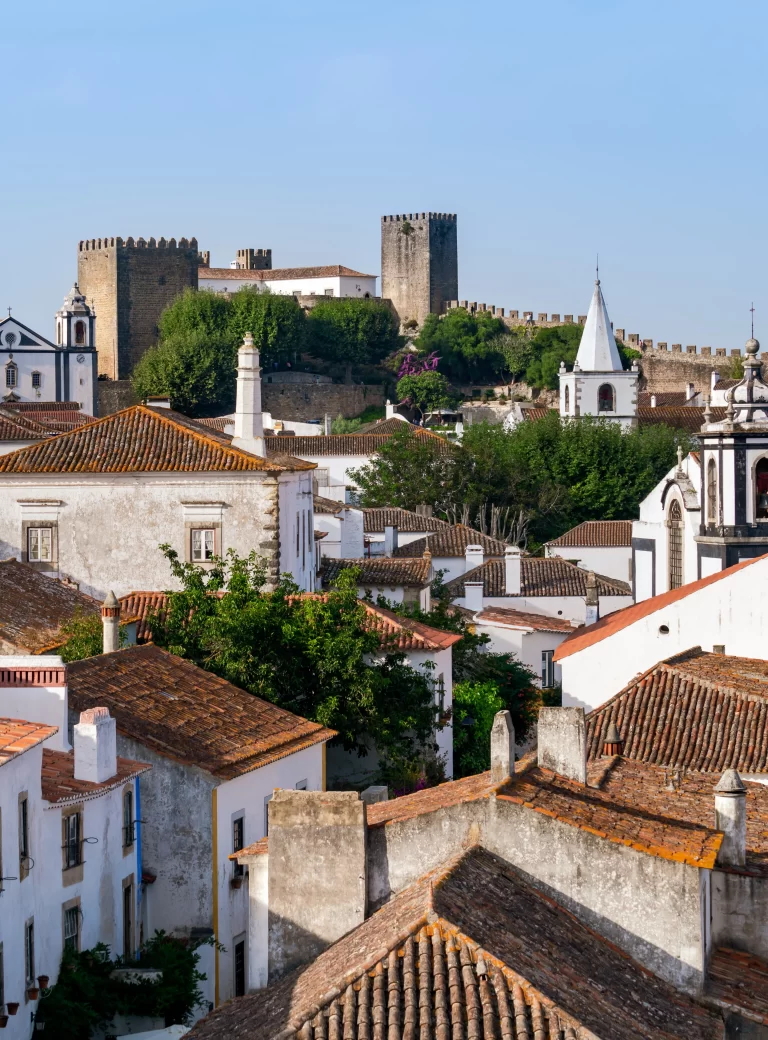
0, 658, 149, 1039
198, 264, 378, 299
0, 285, 98, 414
313, 496, 364, 559
320, 555, 433, 610
470, 606, 580, 690
0, 335, 316, 600
393, 525, 508, 584
558, 277, 638, 428
362, 507, 448, 556
544, 520, 633, 584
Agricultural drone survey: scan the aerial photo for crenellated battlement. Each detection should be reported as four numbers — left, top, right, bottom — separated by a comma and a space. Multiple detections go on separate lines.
382, 213, 457, 222
446, 300, 587, 326
78, 236, 199, 252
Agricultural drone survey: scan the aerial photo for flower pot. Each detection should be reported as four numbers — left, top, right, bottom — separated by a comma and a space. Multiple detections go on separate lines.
230, 876, 243, 889
37, 977, 49, 990
6, 1004, 18, 1016
27, 988, 39, 1001
0, 1015, 8, 1028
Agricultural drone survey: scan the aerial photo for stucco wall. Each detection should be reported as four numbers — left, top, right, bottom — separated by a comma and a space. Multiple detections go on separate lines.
712, 869, 768, 962
451, 593, 632, 623
546, 545, 633, 585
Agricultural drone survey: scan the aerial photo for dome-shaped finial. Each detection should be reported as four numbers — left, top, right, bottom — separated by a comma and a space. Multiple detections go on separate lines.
746, 337, 760, 356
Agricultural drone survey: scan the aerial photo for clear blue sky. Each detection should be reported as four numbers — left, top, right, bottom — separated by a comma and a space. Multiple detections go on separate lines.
4, 0, 767, 350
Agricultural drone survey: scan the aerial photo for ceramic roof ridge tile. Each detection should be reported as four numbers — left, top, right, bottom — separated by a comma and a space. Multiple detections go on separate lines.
0, 560, 100, 652
554, 554, 768, 661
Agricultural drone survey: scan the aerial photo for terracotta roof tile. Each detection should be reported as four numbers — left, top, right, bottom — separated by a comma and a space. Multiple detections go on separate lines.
118, 591, 170, 642
313, 494, 344, 514
705, 947, 768, 1023
546, 520, 633, 548
355, 417, 419, 434
475, 607, 581, 633
201, 264, 376, 281
41, 747, 150, 804
266, 427, 447, 458
445, 558, 631, 599
0, 718, 59, 767
393, 524, 508, 558
366, 771, 498, 828
362, 507, 448, 534
0, 561, 99, 653
66, 644, 335, 780
0, 405, 312, 474
637, 406, 726, 432
554, 554, 767, 661
522, 407, 554, 421
321, 556, 432, 588
194, 416, 232, 432
7, 401, 82, 412
638, 391, 694, 406
188, 846, 722, 1040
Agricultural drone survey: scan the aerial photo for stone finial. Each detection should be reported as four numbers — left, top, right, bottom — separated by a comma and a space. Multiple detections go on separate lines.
102, 590, 120, 654
490, 710, 515, 783
714, 769, 747, 868
602, 721, 623, 756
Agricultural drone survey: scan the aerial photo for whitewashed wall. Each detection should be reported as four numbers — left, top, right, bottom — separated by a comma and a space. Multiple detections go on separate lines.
545, 545, 632, 584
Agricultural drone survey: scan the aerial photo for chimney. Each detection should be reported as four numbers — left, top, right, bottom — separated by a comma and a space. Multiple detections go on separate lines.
464, 580, 484, 613
650, 394, 657, 408
324, 413, 332, 436
231, 332, 265, 457
74, 707, 117, 783
102, 590, 120, 654
711, 369, 720, 390
504, 545, 521, 595
385, 400, 395, 419
686, 382, 696, 401
490, 710, 515, 783
383, 525, 398, 557
538, 707, 587, 784
602, 721, 624, 756
465, 544, 484, 572
145, 395, 171, 409
585, 571, 599, 626
714, 769, 747, 868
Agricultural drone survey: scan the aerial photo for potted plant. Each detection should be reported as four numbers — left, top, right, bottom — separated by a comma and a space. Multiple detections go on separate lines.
27, 987, 39, 1001
0, 1014, 8, 1028
37, 976, 49, 990
5, 1004, 18, 1016
230, 875, 243, 890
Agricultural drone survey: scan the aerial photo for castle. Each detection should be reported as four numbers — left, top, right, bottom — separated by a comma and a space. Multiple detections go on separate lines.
380, 212, 458, 326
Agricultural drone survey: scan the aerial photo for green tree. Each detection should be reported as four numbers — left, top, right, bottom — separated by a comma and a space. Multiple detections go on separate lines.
57, 609, 128, 662
396, 370, 453, 416
131, 329, 238, 416
414, 308, 509, 384
452, 680, 505, 777
306, 298, 402, 382
157, 287, 231, 341
522, 324, 641, 390
349, 422, 456, 510
228, 286, 306, 365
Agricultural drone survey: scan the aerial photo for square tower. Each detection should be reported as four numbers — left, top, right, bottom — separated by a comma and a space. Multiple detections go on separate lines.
381, 213, 458, 327
77, 236, 201, 380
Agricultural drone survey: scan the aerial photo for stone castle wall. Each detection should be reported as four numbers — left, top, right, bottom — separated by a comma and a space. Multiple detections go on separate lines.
381, 213, 457, 326
78, 237, 200, 381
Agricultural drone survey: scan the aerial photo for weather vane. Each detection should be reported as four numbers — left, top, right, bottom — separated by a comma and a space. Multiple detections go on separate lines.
751, 301, 755, 338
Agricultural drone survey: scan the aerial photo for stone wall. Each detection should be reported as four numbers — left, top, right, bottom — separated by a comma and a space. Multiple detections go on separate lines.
97, 379, 138, 417
262, 382, 385, 421
381, 213, 457, 326
78, 237, 200, 381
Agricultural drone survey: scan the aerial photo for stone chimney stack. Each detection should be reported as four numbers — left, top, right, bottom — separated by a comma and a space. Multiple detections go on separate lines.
538, 707, 587, 784
74, 707, 117, 783
585, 571, 599, 626
711, 369, 720, 390
464, 580, 484, 614
490, 710, 515, 783
465, 544, 484, 572
102, 591, 120, 654
686, 382, 696, 401
232, 331, 265, 457
504, 545, 521, 595
714, 769, 747, 868
650, 394, 657, 408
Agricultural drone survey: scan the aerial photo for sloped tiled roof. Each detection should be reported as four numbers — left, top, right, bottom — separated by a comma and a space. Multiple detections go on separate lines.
189, 846, 722, 1040
118, 591, 170, 643
66, 644, 335, 780
355, 417, 417, 435
0, 718, 59, 767
194, 415, 232, 432
637, 406, 726, 432
638, 391, 695, 406
0, 561, 99, 653
266, 427, 447, 458
201, 264, 376, 281
705, 947, 768, 1023
321, 556, 432, 588
586, 648, 768, 774
363, 507, 448, 534
313, 494, 344, 515
445, 558, 631, 599
0, 405, 312, 474
394, 524, 508, 558
41, 748, 151, 804
546, 520, 633, 548
554, 554, 767, 661
475, 607, 580, 634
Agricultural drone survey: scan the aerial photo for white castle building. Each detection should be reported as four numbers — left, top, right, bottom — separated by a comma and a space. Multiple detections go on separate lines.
559, 278, 638, 428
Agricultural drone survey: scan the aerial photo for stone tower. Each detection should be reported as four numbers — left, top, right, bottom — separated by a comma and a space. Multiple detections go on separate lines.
381, 212, 458, 326
77, 236, 201, 380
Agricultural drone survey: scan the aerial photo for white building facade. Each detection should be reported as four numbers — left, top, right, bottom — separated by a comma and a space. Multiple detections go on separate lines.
198, 265, 378, 299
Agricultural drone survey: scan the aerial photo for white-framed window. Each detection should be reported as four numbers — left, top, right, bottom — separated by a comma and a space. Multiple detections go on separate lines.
541, 650, 555, 689
191, 528, 215, 562
123, 788, 134, 848
31, 372, 41, 389
63, 812, 81, 870
64, 906, 80, 951
28, 528, 53, 563
324, 288, 334, 296
24, 920, 34, 986
232, 815, 245, 878
5, 364, 17, 389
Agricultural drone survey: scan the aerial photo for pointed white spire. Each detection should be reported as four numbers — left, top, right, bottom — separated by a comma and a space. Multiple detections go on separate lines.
575, 280, 623, 372
231, 332, 265, 457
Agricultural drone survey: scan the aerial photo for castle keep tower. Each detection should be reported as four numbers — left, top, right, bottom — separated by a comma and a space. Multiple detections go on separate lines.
381, 213, 458, 327
77, 236, 201, 380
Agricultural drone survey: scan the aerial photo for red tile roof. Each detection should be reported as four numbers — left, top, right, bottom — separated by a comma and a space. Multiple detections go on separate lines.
638, 391, 694, 406
546, 520, 633, 548
362, 507, 448, 534
0, 561, 99, 653
393, 524, 508, 558
445, 557, 631, 598
0, 718, 58, 766
41, 748, 151, 804
194, 416, 232, 432
66, 644, 336, 780
201, 264, 376, 281
366, 771, 499, 828
705, 947, 768, 1024
475, 607, 581, 633
554, 554, 767, 661
266, 427, 447, 458
321, 556, 432, 588
637, 406, 726, 432
118, 591, 170, 642
313, 494, 344, 514
0, 405, 313, 474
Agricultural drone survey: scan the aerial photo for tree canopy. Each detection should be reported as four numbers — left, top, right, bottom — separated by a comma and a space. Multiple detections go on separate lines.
306, 298, 402, 381
395, 370, 454, 416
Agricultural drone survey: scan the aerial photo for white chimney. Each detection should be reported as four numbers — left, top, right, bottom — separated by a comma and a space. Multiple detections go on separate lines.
490, 710, 515, 783
538, 707, 586, 784
102, 590, 120, 654
386, 400, 395, 419
74, 707, 117, 783
465, 544, 484, 572
383, 525, 398, 557
324, 413, 332, 436
650, 394, 657, 408
464, 580, 484, 613
145, 395, 171, 409
686, 382, 696, 401
711, 369, 720, 390
714, 769, 747, 868
585, 571, 599, 626
504, 545, 521, 595
232, 332, 265, 457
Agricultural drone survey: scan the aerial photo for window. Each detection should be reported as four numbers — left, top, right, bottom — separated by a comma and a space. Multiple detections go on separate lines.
264, 794, 272, 836
31, 372, 41, 389
63, 812, 81, 870
0, 943, 4, 1008
57, 323, 62, 345
5, 364, 17, 389
123, 789, 134, 848
19, 796, 29, 874
436, 674, 445, 716
191, 528, 215, 561
123, 883, 133, 958
757, 459, 768, 520
28, 528, 52, 563
324, 288, 334, 297
541, 650, 555, 689
234, 938, 246, 997
707, 458, 718, 524
597, 383, 615, 412
75, 321, 86, 345
667, 499, 683, 590
564, 385, 570, 412
24, 921, 34, 986
232, 817, 244, 878
64, 906, 80, 952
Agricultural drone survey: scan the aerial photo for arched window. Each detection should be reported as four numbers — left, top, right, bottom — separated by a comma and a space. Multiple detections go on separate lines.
667, 499, 683, 590
598, 383, 615, 412
75, 320, 86, 345
756, 458, 768, 520
564, 385, 570, 412
5, 363, 17, 389
707, 458, 718, 524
